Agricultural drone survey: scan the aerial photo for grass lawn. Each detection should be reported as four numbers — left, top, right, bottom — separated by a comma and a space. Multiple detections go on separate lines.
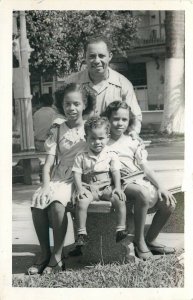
12, 251, 183, 288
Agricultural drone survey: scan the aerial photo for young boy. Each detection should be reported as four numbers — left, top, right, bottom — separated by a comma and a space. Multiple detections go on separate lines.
72, 116, 127, 246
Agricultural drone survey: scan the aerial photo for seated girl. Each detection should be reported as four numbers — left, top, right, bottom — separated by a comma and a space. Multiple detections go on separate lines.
28, 83, 87, 274
105, 101, 176, 260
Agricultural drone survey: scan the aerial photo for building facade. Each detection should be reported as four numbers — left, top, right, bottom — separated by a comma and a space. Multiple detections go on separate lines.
110, 11, 166, 128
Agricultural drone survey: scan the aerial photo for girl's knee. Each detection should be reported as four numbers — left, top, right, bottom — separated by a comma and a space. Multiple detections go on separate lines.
125, 184, 150, 206
134, 187, 150, 206
49, 201, 66, 214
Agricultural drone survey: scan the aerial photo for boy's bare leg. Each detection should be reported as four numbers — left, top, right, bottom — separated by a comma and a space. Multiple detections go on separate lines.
76, 191, 93, 235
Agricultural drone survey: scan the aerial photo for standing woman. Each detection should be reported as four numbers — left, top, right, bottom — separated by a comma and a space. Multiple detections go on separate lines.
28, 83, 87, 274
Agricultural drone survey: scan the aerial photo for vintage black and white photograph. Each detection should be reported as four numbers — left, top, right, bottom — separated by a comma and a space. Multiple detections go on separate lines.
11, 9, 185, 288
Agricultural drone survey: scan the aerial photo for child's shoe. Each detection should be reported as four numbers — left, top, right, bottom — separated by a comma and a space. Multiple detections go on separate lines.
76, 234, 88, 246
116, 230, 129, 243
68, 245, 83, 257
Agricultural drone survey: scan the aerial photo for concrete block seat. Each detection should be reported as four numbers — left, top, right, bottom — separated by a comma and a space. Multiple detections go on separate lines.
65, 186, 183, 265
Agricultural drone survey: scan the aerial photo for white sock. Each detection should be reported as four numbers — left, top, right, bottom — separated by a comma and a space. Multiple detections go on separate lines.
77, 228, 87, 235
116, 225, 126, 232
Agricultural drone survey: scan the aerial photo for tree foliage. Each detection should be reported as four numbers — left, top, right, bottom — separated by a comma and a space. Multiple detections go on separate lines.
25, 11, 139, 77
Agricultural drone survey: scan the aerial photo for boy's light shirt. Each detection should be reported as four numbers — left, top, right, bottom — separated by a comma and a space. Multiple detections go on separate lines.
72, 145, 121, 174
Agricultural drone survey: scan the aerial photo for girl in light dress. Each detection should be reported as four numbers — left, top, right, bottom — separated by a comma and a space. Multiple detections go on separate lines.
28, 83, 87, 274
105, 101, 176, 260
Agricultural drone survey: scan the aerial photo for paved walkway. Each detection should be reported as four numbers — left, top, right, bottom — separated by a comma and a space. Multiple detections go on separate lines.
12, 160, 184, 275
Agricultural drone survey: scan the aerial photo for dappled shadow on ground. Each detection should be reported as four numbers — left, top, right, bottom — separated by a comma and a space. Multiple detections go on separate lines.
12, 244, 39, 274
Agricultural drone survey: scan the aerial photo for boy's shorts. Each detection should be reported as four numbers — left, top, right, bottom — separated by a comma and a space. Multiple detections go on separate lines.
78, 172, 114, 202
82, 183, 114, 202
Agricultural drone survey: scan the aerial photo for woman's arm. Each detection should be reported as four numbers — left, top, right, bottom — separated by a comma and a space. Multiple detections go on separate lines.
111, 170, 126, 201
42, 154, 55, 188
140, 161, 164, 190
31, 154, 55, 208
73, 171, 83, 193
111, 170, 122, 190
73, 171, 90, 201
110, 153, 126, 201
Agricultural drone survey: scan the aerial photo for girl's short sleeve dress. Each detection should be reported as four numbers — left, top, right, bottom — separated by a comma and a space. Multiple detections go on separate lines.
31, 122, 86, 209
108, 135, 158, 209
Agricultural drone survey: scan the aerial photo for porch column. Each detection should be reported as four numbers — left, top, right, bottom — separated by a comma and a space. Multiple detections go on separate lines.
160, 11, 185, 134
13, 11, 35, 151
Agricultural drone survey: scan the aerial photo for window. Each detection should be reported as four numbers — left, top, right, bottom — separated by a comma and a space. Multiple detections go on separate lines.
126, 63, 147, 86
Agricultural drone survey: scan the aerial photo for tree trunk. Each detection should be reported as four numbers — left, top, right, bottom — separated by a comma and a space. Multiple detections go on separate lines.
160, 11, 185, 134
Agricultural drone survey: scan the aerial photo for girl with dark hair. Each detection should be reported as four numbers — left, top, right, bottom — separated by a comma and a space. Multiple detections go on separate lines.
28, 83, 87, 274
105, 101, 176, 260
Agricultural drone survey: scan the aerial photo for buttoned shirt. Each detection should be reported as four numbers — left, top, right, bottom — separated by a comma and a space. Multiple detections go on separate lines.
72, 145, 120, 175
65, 67, 142, 121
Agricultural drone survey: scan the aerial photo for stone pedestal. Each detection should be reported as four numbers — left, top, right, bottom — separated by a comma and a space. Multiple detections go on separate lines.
65, 210, 135, 266
81, 212, 124, 263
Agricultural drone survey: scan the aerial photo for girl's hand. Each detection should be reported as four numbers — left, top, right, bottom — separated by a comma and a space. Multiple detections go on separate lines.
158, 188, 177, 208
32, 186, 51, 208
75, 188, 90, 201
113, 188, 126, 202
